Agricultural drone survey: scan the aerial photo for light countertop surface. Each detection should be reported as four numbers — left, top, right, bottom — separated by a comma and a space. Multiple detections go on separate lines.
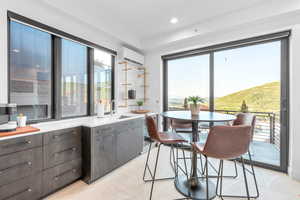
0, 112, 157, 141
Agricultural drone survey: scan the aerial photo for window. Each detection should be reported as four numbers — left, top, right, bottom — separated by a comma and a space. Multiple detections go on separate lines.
8, 11, 116, 122
61, 39, 88, 118
94, 49, 113, 113
9, 21, 52, 121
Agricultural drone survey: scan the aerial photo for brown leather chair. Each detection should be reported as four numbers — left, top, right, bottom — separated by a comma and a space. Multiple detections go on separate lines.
193, 125, 258, 200
143, 116, 188, 200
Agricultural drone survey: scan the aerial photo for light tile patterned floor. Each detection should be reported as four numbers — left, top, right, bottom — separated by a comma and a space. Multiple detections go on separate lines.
45, 146, 300, 200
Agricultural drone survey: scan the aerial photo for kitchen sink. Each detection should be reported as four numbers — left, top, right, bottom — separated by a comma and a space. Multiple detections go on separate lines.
117, 115, 132, 119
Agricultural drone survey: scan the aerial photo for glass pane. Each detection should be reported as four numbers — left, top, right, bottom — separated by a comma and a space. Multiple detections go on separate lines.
214, 41, 281, 166
94, 49, 112, 113
9, 21, 52, 121
61, 39, 88, 117
167, 55, 210, 110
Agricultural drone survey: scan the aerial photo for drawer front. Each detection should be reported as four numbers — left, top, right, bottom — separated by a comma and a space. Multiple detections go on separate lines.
43, 159, 81, 196
44, 139, 81, 168
117, 119, 142, 130
44, 127, 81, 145
94, 124, 114, 136
0, 147, 43, 186
0, 135, 42, 156
0, 173, 42, 200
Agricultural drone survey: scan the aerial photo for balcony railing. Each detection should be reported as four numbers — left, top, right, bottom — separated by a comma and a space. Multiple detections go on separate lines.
168, 107, 280, 150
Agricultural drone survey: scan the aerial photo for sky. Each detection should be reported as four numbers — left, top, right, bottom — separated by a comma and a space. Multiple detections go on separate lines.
168, 41, 281, 98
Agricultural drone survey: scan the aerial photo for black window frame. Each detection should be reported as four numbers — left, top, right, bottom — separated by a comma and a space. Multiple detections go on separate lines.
162, 31, 290, 173
7, 11, 116, 123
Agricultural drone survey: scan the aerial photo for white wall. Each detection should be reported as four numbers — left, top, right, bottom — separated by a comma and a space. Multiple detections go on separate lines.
289, 25, 300, 180
144, 20, 300, 181
0, 0, 141, 113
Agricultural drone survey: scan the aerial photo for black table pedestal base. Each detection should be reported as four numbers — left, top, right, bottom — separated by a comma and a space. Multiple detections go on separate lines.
175, 176, 216, 200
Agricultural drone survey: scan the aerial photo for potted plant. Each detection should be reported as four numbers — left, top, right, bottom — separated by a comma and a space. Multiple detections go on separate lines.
137, 101, 144, 110
188, 96, 206, 115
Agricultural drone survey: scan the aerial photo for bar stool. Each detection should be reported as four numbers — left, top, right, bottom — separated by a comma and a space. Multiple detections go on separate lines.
206, 113, 257, 179
192, 125, 256, 200
143, 116, 188, 200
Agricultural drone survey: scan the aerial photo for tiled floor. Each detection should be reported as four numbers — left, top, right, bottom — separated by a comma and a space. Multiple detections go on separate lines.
45, 145, 300, 200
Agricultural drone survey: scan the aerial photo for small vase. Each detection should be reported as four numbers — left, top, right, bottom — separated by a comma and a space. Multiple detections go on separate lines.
190, 104, 201, 116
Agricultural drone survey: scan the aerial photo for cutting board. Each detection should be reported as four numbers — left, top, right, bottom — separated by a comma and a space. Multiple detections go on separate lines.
0, 126, 40, 137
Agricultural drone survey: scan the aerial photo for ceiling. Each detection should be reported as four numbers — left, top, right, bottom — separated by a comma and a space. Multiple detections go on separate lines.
40, 0, 272, 45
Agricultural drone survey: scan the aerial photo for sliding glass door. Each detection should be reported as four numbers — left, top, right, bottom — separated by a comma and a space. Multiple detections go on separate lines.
214, 41, 282, 168
163, 33, 289, 172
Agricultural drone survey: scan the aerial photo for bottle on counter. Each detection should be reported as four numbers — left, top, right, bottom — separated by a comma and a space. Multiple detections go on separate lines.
96, 100, 105, 118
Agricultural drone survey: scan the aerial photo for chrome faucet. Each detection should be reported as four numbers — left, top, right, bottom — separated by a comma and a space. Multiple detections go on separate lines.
110, 100, 115, 116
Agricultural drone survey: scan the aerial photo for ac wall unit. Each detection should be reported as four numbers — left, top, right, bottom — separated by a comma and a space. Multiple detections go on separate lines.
121, 47, 144, 65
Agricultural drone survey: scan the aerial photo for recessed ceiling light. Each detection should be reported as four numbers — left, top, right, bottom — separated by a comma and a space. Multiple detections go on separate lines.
170, 17, 178, 24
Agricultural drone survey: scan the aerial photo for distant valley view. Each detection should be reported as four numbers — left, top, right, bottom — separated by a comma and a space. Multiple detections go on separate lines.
168, 81, 280, 113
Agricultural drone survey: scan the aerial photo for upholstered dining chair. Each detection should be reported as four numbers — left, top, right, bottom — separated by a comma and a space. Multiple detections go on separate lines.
143, 116, 188, 200
192, 125, 257, 200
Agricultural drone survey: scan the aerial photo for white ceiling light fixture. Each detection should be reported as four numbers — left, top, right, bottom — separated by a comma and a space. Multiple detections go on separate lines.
170, 17, 178, 24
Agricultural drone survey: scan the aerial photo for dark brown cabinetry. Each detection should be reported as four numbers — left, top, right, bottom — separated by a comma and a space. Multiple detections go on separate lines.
0, 127, 82, 200
82, 118, 144, 184
0, 117, 145, 199
42, 127, 82, 196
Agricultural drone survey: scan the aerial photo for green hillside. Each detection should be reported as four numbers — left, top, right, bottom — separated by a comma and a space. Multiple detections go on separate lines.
214, 81, 280, 113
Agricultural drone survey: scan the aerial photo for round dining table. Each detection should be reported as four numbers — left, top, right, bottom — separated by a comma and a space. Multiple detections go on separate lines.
161, 110, 236, 200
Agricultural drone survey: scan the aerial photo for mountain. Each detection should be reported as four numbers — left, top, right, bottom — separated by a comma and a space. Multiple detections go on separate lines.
214, 81, 280, 113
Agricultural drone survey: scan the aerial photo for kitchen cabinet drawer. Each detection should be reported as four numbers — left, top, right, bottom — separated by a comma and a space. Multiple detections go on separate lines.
44, 127, 81, 145
44, 139, 81, 169
43, 159, 81, 196
0, 173, 42, 200
0, 147, 42, 186
117, 119, 141, 130
94, 124, 114, 135
0, 135, 42, 156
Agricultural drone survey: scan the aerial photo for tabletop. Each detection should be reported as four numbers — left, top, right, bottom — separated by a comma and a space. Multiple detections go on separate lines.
161, 110, 236, 122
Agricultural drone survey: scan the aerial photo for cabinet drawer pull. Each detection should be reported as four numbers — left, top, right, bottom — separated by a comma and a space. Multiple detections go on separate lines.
3, 188, 32, 200
54, 168, 78, 181
0, 161, 32, 174
53, 130, 77, 139
3, 140, 32, 148
54, 147, 77, 156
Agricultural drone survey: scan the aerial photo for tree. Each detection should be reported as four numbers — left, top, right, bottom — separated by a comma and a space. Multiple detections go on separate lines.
241, 100, 249, 113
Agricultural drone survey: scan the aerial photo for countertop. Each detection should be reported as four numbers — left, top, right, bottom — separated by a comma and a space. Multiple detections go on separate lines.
0, 112, 157, 141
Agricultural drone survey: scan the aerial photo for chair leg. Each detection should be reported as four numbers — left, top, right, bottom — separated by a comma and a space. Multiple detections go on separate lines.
203, 158, 237, 179
215, 160, 221, 195
219, 160, 224, 200
149, 143, 161, 200
169, 145, 175, 170
248, 151, 260, 198
143, 142, 153, 181
143, 142, 174, 182
216, 156, 259, 199
205, 155, 209, 200
241, 157, 250, 200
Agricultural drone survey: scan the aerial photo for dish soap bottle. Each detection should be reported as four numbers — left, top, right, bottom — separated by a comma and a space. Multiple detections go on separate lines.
96, 100, 104, 118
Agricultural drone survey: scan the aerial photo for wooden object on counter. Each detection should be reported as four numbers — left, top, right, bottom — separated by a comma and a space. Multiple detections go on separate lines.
131, 110, 150, 114
0, 126, 40, 137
